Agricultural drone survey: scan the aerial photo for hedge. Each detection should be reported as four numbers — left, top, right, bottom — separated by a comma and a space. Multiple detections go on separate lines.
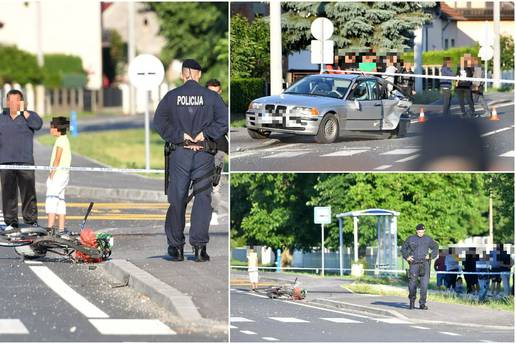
42, 54, 86, 88
402, 46, 480, 68
230, 78, 266, 114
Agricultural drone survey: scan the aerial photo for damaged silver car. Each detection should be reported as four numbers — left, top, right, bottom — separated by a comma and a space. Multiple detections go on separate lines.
246, 74, 412, 143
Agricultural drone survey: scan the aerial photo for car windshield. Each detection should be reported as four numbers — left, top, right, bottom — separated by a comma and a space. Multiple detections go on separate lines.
284, 76, 352, 99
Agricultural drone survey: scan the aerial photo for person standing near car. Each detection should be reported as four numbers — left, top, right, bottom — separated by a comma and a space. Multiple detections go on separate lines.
455, 55, 475, 118
153, 59, 228, 262
0, 90, 43, 228
440, 57, 454, 117
471, 57, 490, 117
401, 224, 439, 310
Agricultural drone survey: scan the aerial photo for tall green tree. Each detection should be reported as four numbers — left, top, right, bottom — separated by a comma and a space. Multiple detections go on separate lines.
484, 174, 514, 244
281, 2, 435, 53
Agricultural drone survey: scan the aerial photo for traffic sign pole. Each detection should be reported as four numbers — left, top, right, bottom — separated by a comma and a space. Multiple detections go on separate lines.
321, 223, 325, 276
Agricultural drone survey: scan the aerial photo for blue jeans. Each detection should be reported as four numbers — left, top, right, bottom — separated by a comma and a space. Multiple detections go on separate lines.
479, 278, 490, 301
436, 273, 445, 287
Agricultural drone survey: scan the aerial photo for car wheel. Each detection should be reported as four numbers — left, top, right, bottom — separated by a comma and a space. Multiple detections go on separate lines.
247, 128, 271, 139
390, 118, 409, 138
315, 114, 339, 144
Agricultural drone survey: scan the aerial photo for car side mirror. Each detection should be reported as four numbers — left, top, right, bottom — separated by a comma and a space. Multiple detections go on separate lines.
354, 99, 361, 111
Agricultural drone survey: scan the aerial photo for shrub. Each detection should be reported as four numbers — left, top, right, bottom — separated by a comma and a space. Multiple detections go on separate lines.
230, 78, 266, 114
42, 54, 87, 88
0, 44, 43, 85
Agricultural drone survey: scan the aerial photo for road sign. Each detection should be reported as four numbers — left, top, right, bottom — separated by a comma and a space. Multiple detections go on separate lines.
128, 54, 165, 90
311, 40, 334, 64
314, 206, 332, 224
479, 45, 494, 61
311, 17, 333, 41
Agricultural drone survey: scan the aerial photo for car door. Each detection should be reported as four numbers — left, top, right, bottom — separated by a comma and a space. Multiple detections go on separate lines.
344, 79, 383, 131
380, 80, 412, 131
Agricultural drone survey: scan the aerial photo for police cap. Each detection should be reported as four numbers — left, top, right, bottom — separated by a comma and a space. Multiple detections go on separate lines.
182, 59, 202, 71
416, 223, 425, 231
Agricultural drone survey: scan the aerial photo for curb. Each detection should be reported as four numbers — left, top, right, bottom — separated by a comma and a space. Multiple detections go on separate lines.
102, 259, 202, 320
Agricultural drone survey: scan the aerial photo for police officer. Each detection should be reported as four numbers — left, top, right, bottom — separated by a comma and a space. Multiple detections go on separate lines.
153, 59, 228, 262
401, 224, 439, 310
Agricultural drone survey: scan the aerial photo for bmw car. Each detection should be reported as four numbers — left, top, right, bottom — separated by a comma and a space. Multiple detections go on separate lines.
246, 74, 412, 143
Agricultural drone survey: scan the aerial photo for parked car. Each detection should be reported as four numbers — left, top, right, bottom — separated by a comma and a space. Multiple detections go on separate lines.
246, 74, 412, 143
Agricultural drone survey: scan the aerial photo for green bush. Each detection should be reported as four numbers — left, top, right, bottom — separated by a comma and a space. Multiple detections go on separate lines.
42, 54, 86, 88
0, 44, 43, 85
402, 46, 479, 69
230, 78, 266, 114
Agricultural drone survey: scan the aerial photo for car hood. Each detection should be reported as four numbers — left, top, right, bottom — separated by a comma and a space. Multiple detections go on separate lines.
253, 94, 341, 108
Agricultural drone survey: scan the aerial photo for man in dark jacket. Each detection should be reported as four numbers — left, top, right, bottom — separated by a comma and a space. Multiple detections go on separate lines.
153, 59, 228, 262
401, 224, 439, 310
455, 55, 475, 118
0, 90, 43, 228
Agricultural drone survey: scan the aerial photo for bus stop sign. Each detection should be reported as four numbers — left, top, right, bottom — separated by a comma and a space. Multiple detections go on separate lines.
314, 206, 332, 224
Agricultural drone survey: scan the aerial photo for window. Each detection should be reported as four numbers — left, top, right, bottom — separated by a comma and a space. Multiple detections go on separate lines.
451, 39, 455, 47
445, 38, 449, 49
349, 80, 378, 101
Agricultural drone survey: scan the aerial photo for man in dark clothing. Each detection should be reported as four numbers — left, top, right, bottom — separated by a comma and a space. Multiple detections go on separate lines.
401, 224, 439, 310
153, 59, 228, 262
434, 249, 446, 288
440, 57, 454, 117
463, 248, 479, 294
398, 62, 415, 98
455, 56, 475, 118
0, 90, 43, 228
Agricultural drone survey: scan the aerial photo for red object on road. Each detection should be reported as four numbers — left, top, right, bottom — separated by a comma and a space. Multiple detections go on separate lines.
418, 107, 426, 123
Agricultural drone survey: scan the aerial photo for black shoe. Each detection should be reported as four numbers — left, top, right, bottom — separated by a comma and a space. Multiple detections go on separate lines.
420, 304, 428, 310
409, 301, 415, 310
193, 246, 210, 262
168, 246, 184, 261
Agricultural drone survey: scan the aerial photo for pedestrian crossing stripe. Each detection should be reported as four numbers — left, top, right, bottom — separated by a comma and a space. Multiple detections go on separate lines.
374, 317, 412, 324
230, 317, 255, 322
321, 149, 369, 157
89, 319, 176, 335
268, 317, 309, 323
0, 319, 29, 334
380, 148, 419, 155
263, 151, 309, 159
240, 330, 257, 335
262, 337, 280, 341
439, 331, 461, 336
320, 317, 362, 324
500, 150, 514, 157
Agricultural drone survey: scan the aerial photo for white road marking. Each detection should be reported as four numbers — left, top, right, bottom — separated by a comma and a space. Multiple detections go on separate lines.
500, 151, 514, 157
29, 266, 109, 318
321, 149, 369, 157
381, 148, 419, 155
229, 325, 238, 329
240, 330, 257, 335
23, 260, 43, 265
439, 331, 461, 336
230, 317, 255, 323
481, 125, 514, 137
396, 154, 420, 163
268, 317, 309, 323
284, 299, 371, 319
264, 151, 308, 159
89, 319, 175, 335
262, 337, 280, 341
262, 143, 305, 152
374, 317, 412, 324
374, 165, 393, 170
320, 317, 362, 324
231, 151, 256, 159
411, 325, 430, 330
0, 319, 29, 334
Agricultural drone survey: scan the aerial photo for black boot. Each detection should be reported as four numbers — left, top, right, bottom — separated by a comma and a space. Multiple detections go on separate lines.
409, 300, 415, 310
420, 304, 428, 310
193, 246, 210, 262
168, 246, 184, 261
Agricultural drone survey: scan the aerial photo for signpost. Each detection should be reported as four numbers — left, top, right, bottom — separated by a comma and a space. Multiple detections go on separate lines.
478, 21, 495, 92
128, 54, 165, 171
310, 18, 334, 73
314, 206, 331, 276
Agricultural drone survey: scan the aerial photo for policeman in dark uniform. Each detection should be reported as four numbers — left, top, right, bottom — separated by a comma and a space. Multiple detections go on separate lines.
401, 224, 439, 310
153, 59, 228, 262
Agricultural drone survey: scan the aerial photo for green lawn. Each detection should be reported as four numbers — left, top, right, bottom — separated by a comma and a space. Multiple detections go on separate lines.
231, 113, 246, 128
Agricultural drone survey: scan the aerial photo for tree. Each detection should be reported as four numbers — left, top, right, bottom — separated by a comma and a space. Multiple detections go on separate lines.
484, 174, 514, 244
281, 2, 435, 53
230, 14, 270, 78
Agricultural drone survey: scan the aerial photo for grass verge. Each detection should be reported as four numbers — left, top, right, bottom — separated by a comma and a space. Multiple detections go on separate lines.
231, 113, 246, 128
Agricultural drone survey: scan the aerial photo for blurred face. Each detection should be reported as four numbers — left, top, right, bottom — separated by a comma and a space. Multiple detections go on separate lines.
50, 127, 60, 137
208, 85, 222, 94
7, 94, 22, 114
416, 229, 425, 237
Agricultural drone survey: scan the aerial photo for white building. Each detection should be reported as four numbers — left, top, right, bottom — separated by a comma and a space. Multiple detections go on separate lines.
0, 0, 102, 89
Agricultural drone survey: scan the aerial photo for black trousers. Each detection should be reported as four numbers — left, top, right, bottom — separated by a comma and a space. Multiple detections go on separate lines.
456, 88, 475, 117
473, 92, 490, 115
0, 169, 38, 226
165, 147, 214, 248
408, 260, 430, 305
441, 88, 452, 117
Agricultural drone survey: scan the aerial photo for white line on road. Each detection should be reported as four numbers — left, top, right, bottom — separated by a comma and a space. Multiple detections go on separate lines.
230, 317, 255, 323
381, 148, 419, 155
374, 165, 393, 170
23, 261, 43, 265
321, 317, 362, 324
231, 151, 256, 159
89, 319, 175, 335
284, 300, 371, 319
439, 331, 461, 336
396, 154, 420, 163
240, 330, 257, 335
374, 317, 412, 324
229, 325, 238, 329
500, 150, 515, 157
268, 317, 309, 323
481, 125, 514, 137
411, 326, 430, 330
262, 337, 280, 341
0, 319, 29, 334
29, 266, 109, 318
321, 149, 369, 157
264, 151, 308, 159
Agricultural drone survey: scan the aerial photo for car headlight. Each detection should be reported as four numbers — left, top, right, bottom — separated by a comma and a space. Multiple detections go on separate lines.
292, 106, 320, 116
248, 102, 264, 110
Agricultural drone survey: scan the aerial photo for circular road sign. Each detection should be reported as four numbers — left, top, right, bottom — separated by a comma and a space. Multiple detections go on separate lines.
311, 17, 334, 41
128, 54, 165, 90
478, 46, 494, 61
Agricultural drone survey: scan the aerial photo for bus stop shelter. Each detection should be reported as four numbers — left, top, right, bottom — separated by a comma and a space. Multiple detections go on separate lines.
336, 209, 400, 276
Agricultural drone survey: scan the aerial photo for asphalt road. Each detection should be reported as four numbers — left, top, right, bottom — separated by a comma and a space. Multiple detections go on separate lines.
230, 288, 514, 342
230, 103, 514, 171
0, 193, 227, 341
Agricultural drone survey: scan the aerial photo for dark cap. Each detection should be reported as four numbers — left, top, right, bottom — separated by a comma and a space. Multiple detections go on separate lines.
182, 59, 202, 71
416, 224, 425, 231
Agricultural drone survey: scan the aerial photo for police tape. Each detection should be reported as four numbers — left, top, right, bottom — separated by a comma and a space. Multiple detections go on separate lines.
0, 164, 230, 175
231, 265, 513, 275
323, 68, 516, 84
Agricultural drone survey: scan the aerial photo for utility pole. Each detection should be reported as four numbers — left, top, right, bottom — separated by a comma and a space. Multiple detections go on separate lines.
270, 0, 283, 95
36, 2, 43, 67
414, 26, 423, 93
128, 2, 136, 114
489, 192, 493, 246
493, 1, 501, 89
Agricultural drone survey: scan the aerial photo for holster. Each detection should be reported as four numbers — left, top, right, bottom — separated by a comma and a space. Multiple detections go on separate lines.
164, 142, 175, 195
